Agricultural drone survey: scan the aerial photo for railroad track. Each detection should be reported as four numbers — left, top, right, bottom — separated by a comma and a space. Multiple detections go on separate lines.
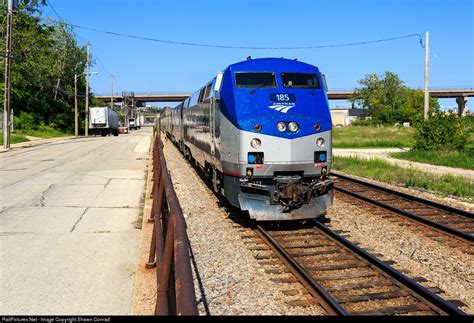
254, 220, 466, 316
331, 172, 474, 248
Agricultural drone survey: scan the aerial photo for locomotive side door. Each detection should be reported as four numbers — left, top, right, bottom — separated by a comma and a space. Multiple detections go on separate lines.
211, 72, 224, 163
209, 88, 215, 158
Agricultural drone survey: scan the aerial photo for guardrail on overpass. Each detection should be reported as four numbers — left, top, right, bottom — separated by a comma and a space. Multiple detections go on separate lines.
96, 88, 474, 103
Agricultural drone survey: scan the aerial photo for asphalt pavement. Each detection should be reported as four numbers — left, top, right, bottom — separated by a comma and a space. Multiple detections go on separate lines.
0, 128, 152, 315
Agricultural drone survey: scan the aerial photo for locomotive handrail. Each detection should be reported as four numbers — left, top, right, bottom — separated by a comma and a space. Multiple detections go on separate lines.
146, 130, 198, 316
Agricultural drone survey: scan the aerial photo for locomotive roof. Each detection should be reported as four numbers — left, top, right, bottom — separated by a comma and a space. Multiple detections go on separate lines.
227, 57, 320, 73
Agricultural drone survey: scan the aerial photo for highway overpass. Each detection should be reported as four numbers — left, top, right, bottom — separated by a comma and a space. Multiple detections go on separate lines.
96, 88, 474, 114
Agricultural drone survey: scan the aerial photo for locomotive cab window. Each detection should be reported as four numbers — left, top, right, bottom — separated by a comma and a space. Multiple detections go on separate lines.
281, 73, 320, 89
235, 72, 276, 88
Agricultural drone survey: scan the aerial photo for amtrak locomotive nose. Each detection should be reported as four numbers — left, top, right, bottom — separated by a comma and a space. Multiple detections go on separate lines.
161, 57, 333, 221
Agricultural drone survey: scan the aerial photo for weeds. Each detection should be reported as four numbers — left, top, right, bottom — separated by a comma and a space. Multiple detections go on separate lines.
332, 156, 473, 201
333, 126, 414, 148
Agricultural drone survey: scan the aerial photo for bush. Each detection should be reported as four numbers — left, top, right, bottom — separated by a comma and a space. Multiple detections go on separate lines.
14, 112, 38, 130
413, 110, 467, 151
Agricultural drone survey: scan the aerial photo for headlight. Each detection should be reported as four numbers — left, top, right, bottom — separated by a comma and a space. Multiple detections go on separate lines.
288, 122, 299, 132
316, 138, 325, 147
250, 138, 261, 148
277, 122, 287, 132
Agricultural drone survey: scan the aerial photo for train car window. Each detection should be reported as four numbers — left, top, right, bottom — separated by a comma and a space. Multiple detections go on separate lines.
235, 72, 276, 88
281, 73, 320, 88
183, 97, 190, 108
209, 78, 216, 97
189, 91, 200, 107
198, 87, 206, 103
203, 83, 212, 100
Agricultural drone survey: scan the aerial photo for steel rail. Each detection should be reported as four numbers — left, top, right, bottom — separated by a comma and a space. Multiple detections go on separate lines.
331, 173, 473, 243
257, 221, 466, 315
332, 172, 473, 219
311, 219, 467, 316
255, 224, 349, 316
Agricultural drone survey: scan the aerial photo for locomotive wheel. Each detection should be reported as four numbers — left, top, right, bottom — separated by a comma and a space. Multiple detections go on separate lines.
205, 163, 212, 178
186, 148, 192, 161
212, 167, 222, 194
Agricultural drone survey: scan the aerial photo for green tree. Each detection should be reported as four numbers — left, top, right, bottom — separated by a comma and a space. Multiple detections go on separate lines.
350, 71, 439, 124
1, 1, 96, 133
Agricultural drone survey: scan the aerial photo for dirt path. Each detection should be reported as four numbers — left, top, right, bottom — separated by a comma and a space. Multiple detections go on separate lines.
23, 135, 42, 140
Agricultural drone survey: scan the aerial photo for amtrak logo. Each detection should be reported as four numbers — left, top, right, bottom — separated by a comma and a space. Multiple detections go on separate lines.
268, 103, 296, 114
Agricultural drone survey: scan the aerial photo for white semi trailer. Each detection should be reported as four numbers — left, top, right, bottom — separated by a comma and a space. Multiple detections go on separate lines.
138, 115, 145, 128
128, 118, 137, 130
89, 107, 119, 136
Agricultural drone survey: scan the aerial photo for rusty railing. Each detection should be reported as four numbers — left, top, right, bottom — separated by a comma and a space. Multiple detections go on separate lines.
146, 130, 198, 315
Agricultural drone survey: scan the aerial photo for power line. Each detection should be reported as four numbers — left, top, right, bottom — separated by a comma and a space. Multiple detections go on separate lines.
90, 43, 122, 92
90, 43, 112, 75
44, 0, 64, 23
37, 9, 122, 99
48, 18, 424, 50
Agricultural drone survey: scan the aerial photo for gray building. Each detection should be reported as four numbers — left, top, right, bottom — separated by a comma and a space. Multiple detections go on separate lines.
330, 107, 368, 127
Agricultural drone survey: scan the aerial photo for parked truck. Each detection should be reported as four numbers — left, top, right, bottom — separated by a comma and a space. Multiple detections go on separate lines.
128, 118, 137, 130
89, 107, 119, 136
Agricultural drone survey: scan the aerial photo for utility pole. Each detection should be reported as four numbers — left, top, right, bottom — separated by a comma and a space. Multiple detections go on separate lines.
85, 42, 90, 136
3, 0, 14, 150
110, 74, 114, 110
74, 74, 78, 137
423, 31, 429, 121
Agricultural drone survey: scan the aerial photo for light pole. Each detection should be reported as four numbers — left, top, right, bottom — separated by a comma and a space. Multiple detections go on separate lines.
74, 71, 98, 138
74, 74, 78, 137
110, 74, 115, 110
85, 43, 90, 136
423, 31, 430, 121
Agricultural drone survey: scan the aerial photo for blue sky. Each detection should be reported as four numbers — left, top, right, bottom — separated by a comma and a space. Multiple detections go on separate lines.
41, 0, 473, 108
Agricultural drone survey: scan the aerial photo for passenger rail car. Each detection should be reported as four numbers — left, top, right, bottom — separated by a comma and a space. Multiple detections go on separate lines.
161, 57, 333, 221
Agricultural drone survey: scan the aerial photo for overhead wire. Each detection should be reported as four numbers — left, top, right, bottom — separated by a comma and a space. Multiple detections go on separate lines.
44, 0, 64, 23
64, 20, 424, 50
27, 13, 426, 50
39, 4, 121, 96
89, 43, 122, 95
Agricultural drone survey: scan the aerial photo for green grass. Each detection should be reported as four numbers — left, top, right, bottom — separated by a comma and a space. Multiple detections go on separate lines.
0, 133, 30, 144
391, 149, 474, 170
333, 126, 414, 148
332, 156, 473, 201
465, 116, 474, 151
16, 126, 70, 139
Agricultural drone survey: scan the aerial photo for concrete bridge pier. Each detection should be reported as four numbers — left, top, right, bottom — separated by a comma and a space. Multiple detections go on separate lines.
456, 96, 468, 116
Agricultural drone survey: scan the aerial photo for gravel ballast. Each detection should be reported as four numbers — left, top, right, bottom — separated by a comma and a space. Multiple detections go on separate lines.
326, 198, 474, 314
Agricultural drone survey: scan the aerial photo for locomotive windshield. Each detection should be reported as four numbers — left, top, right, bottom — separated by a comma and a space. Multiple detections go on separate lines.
235, 72, 276, 88
281, 73, 320, 89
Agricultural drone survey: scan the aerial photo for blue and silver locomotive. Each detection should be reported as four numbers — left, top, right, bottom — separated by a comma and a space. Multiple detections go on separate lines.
161, 57, 333, 221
